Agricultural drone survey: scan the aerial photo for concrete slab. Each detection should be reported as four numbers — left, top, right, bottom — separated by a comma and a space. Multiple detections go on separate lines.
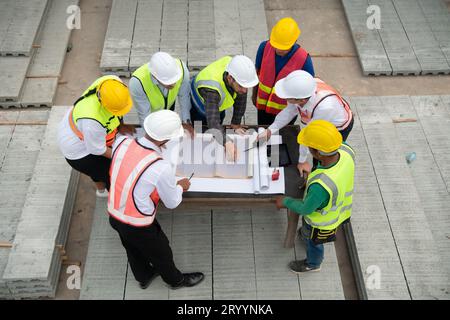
392, 0, 450, 75
100, 0, 137, 75
129, 0, 163, 71
0, 0, 48, 56
252, 208, 300, 300
188, 0, 215, 70
0, 57, 30, 102
214, 0, 243, 59
159, 0, 188, 63
212, 209, 257, 299
341, 0, 392, 75
20, 78, 58, 108
367, 0, 420, 75
347, 97, 411, 299
418, 0, 450, 66
356, 96, 449, 299
239, 0, 268, 61
80, 198, 127, 300
28, 0, 80, 78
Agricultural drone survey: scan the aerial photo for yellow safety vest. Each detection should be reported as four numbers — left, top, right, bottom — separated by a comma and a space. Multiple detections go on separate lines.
132, 60, 184, 112
304, 144, 355, 230
71, 75, 121, 147
192, 56, 237, 113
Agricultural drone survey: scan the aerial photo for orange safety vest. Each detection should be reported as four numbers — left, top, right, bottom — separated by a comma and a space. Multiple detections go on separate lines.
298, 79, 353, 130
256, 41, 308, 115
108, 138, 162, 227
68, 108, 118, 147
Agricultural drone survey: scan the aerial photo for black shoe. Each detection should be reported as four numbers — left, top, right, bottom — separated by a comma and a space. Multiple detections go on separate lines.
169, 272, 204, 290
139, 272, 159, 289
289, 259, 321, 273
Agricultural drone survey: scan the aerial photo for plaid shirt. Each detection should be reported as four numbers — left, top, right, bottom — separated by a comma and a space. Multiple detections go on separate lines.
198, 72, 247, 144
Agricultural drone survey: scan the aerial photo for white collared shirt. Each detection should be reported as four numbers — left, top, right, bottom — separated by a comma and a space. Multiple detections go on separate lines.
112, 135, 184, 215
268, 93, 347, 163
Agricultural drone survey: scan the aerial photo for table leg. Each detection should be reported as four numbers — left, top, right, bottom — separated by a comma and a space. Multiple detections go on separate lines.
284, 210, 299, 248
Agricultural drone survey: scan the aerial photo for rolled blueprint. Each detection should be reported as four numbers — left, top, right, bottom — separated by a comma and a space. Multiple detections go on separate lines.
252, 132, 260, 194
258, 128, 270, 191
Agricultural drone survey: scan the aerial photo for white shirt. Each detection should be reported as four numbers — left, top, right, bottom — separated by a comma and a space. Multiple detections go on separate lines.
58, 108, 108, 160
268, 93, 348, 163
129, 60, 192, 127
112, 136, 184, 214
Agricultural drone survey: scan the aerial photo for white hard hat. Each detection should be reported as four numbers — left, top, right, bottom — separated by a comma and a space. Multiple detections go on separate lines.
226, 55, 259, 88
143, 110, 184, 141
148, 52, 182, 86
274, 70, 316, 99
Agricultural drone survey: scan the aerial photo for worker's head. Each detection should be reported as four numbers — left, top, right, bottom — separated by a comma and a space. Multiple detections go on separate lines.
97, 79, 133, 116
297, 120, 342, 160
225, 55, 259, 94
148, 52, 182, 90
143, 110, 184, 147
274, 70, 316, 107
270, 17, 301, 54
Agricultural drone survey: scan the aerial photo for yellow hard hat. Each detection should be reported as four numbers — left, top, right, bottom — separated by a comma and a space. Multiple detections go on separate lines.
270, 17, 301, 50
297, 120, 342, 153
98, 79, 132, 116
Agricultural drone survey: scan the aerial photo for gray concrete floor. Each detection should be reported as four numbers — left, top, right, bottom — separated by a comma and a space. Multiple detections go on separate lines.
53, 0, 450, 299
264, 0, 450, 96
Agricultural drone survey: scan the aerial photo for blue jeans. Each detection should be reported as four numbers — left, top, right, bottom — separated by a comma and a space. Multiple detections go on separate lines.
301, 223, 324, 268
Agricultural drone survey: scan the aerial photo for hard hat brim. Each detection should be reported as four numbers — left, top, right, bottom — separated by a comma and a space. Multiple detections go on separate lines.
154, 71, 182, 86
146, 125, 184, 142
235, 76, 260, 89
274, 77, 315, 99
269, 38, 296, 51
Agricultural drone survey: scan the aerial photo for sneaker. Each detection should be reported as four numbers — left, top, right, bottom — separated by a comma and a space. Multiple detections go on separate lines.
288, 259, 321, 273
169, 272, 204, 290
139, 272, 159, 290
96, 189, 109, 198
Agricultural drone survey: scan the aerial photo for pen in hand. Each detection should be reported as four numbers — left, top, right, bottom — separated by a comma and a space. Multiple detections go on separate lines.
188, 172, 194, 181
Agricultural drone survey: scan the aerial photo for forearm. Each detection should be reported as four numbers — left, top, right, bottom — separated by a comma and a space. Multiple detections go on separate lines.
268, 104, 298, 133
231, 93, 247, 125
298, 144, 309, 163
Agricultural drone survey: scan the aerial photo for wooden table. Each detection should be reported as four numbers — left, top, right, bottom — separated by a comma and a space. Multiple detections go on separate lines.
183, 125, 305, 248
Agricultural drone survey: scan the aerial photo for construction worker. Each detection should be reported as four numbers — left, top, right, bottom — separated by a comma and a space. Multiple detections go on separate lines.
108, 110, 204, 290
252, 17, 315, 125
190, 55, 259, 161
275, 120, 355, 272
129, 52, 194, 136
258, 70, 353, 178
57, 75, 135, 197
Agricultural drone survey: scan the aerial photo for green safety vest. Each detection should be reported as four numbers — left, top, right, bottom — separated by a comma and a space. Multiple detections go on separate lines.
71, 75, 121, 146
304, 144, 355, 230
193, 56, 237, 112
132, 59, 184, 112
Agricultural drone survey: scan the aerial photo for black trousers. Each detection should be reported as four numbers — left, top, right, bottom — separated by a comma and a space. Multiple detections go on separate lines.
66, 154, 111, 190
109, 216, 183, 286
257, 109, 297, 126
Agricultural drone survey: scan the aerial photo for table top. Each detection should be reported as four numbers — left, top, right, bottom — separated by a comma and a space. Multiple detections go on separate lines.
184, 125, 305, 200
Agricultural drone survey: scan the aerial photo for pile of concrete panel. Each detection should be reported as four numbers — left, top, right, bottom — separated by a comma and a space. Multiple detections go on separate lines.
342, 0, 450, 76
0, 106, 79, 299
0, 0, 79, 108
100, 0, 268, 76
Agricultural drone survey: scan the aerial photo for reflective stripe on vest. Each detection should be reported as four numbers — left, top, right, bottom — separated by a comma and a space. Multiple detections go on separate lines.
132, 60, 184, 112
304, 144, 355, 230
298, 79, 353, 130
71, 75, 121, 147
108, 138, 162, 227
191, 56, 237, 114
256, 42, 308, 115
